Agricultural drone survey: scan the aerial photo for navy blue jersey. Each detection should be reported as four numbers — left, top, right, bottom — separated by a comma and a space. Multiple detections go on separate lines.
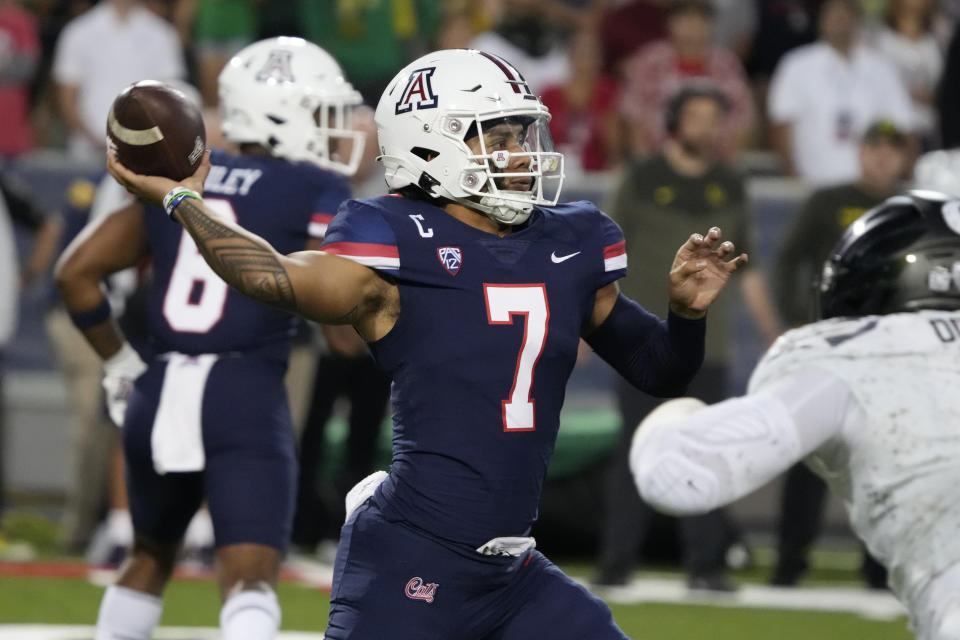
144, 148, 349, 357
322, 196, 627, 545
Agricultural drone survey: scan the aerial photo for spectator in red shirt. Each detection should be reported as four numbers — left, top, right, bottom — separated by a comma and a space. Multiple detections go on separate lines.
541, 29, 622, 172
620, 0, 754, 158
0, 0, 40, 158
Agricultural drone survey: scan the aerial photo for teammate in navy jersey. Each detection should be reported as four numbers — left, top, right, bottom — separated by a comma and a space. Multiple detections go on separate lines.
56, 37, 363, 640
107, 49, 748, 639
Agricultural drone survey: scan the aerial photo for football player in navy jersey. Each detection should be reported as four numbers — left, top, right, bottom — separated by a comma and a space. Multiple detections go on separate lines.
107, 48, 748, 639
55, 37, 363, 640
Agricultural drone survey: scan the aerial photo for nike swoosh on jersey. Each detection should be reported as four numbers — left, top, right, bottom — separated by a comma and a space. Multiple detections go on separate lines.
551, 251, 581, 263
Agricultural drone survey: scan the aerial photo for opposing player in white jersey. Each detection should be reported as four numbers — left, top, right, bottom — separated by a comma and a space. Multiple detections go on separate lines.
630, 190, 960, 640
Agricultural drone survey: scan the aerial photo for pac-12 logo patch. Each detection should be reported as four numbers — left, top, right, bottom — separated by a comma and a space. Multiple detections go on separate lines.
405, 577, 439, 603
437, 246, 462, 276
395, 67, 438, 115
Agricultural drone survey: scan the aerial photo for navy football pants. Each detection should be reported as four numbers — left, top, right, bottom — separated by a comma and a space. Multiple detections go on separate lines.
326, 497, 629, 640
123, 355, 297, 552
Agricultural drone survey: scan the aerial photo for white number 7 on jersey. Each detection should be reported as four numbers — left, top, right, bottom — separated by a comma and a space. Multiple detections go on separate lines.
484, 284, 550, 431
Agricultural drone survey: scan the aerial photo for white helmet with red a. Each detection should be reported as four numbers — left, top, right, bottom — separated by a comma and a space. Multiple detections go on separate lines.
375, 49, 564, 225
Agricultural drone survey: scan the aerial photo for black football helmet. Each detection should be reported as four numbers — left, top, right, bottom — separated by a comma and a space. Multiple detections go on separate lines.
818, 190, 960, 319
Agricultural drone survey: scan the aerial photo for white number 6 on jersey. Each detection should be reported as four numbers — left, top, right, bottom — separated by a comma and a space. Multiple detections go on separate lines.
162, 198, 237, 333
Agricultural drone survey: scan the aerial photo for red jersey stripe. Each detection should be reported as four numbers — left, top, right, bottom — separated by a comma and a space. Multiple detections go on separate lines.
603, 241, 626, 259
323, 241, 400, 259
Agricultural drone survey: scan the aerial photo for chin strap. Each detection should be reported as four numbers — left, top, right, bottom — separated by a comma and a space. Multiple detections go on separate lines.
382, 157, 536, 226
477, 193, 533, 226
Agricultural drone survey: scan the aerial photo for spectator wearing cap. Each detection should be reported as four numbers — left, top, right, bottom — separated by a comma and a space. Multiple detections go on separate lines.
594, 84, 779, 592
619, 0, 755, 158
775, 119, 911, 327
769, 119, 911, 589
768, 0, 914, 185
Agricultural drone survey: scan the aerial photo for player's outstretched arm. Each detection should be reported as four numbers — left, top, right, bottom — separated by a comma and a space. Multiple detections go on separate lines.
169, 196, 301, 312
629, 369, 852, 516
106, 151, 384, 330
583, 227, 747, 396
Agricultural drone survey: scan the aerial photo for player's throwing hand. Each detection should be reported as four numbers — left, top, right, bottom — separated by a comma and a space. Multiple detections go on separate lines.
668, 226, 748, 318
107, 149, 211, 206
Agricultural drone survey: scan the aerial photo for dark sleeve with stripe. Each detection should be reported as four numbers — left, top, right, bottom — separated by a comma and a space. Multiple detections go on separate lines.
321, 199, 400, 272
597, 209, 627, 287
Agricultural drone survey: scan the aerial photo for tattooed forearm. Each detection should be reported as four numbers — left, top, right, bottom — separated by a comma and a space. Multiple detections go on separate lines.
175, 199, 237, 240
174, 199, 298, 311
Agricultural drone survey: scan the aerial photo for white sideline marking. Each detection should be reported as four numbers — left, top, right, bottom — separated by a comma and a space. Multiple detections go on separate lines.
283, 555, 335, 589
0, 627, 324, 639
86, 557, 335, 590
586, 577, 907, 621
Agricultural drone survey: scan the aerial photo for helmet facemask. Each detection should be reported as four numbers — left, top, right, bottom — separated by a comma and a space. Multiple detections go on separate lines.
448, 112, 563, 225
306, 97, 366, 176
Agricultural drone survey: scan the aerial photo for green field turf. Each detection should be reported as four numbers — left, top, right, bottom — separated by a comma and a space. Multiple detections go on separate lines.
0, 516, 914, 638
0, 576, 912, 639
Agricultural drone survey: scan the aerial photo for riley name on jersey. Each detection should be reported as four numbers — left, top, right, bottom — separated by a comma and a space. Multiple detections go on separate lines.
143, 147, 349, 358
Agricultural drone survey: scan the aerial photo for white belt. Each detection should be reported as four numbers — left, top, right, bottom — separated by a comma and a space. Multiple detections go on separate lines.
343, 472, 537, 560
476, 536, 537, 557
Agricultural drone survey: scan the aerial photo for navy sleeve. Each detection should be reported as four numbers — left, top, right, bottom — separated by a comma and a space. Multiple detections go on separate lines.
321, 199, 400, 272
585, 294, 705, 397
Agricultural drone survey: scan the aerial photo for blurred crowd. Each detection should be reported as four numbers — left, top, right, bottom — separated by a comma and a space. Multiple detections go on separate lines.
1, 0, 959, 173
2, 0, 960, 590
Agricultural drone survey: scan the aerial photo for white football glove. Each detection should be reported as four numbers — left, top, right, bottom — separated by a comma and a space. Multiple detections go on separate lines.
102, 342, 147, 427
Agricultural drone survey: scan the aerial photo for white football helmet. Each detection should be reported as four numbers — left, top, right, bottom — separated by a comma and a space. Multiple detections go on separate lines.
375, 49, 564, 225
218, 36, 365, 175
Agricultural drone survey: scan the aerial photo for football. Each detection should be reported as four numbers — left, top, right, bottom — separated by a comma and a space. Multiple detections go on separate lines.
106, 80, 206, 181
